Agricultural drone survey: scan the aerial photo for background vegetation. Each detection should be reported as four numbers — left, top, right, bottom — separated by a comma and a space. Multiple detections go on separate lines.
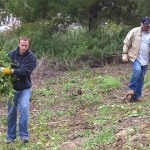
0, 0, 149, 69
0, 22, 130, 68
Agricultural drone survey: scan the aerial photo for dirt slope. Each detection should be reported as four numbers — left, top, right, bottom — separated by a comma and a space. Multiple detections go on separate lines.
0, 63, 150, 150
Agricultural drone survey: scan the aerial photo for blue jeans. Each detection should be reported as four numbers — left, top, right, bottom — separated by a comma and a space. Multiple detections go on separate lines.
6, 88, 31, 140
129, 59, 147, 99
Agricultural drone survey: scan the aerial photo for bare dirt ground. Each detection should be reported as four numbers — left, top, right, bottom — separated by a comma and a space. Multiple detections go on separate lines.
1, 62, 150, 149
32, 62, 150, 149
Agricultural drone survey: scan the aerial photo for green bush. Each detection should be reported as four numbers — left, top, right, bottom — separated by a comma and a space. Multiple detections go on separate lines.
0, 21, 130, 68
0, 50, 14, 101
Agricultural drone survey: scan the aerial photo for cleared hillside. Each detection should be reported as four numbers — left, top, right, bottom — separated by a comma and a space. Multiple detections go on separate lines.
0, 63, 150, 150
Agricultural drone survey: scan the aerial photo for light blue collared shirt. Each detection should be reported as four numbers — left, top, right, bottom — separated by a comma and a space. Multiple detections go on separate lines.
137, 31, 150, 66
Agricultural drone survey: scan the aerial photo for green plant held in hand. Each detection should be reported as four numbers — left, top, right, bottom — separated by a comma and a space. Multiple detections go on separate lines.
0, 50, 15, 104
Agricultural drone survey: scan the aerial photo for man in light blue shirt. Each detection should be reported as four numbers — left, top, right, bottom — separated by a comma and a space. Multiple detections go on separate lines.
122, 16, 150, 102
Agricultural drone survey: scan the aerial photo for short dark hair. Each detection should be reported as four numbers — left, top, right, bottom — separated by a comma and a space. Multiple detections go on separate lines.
19, 36, 30, 43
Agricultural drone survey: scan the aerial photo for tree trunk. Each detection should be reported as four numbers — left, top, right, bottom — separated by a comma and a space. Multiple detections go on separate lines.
89, 1, 99, 31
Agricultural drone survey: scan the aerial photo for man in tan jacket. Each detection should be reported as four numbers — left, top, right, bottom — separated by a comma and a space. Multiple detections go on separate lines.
122, 16, 150, 102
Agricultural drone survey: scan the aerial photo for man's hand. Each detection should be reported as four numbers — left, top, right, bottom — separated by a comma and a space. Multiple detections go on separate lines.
122, 54, 128, 62
0, 67, 11, 75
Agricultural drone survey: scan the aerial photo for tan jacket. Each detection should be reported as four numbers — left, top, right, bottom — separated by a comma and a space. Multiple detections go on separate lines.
123, 27, 150, 62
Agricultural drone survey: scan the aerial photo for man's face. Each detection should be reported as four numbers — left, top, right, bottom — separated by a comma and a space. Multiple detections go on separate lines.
18, 40, 29, 55
141, 23, 150, 32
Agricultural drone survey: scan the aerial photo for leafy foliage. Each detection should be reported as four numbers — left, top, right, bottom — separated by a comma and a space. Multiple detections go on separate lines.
0, 50, 14, 101
3, 0, 145, 29
5, 0, 65, 22
0, 0, 149, 31
0, 21, 130, 69
134, 0, 150, 18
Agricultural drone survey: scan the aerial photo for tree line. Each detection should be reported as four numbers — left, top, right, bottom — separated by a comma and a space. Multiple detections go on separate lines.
0, 0, 149, 31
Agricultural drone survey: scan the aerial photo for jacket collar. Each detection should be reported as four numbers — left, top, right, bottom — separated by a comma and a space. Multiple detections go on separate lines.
16, 47, 30, 56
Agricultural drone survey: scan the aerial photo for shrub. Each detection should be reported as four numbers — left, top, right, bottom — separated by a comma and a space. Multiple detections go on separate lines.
0, 50, 14, 102
0, 21, 131, 69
